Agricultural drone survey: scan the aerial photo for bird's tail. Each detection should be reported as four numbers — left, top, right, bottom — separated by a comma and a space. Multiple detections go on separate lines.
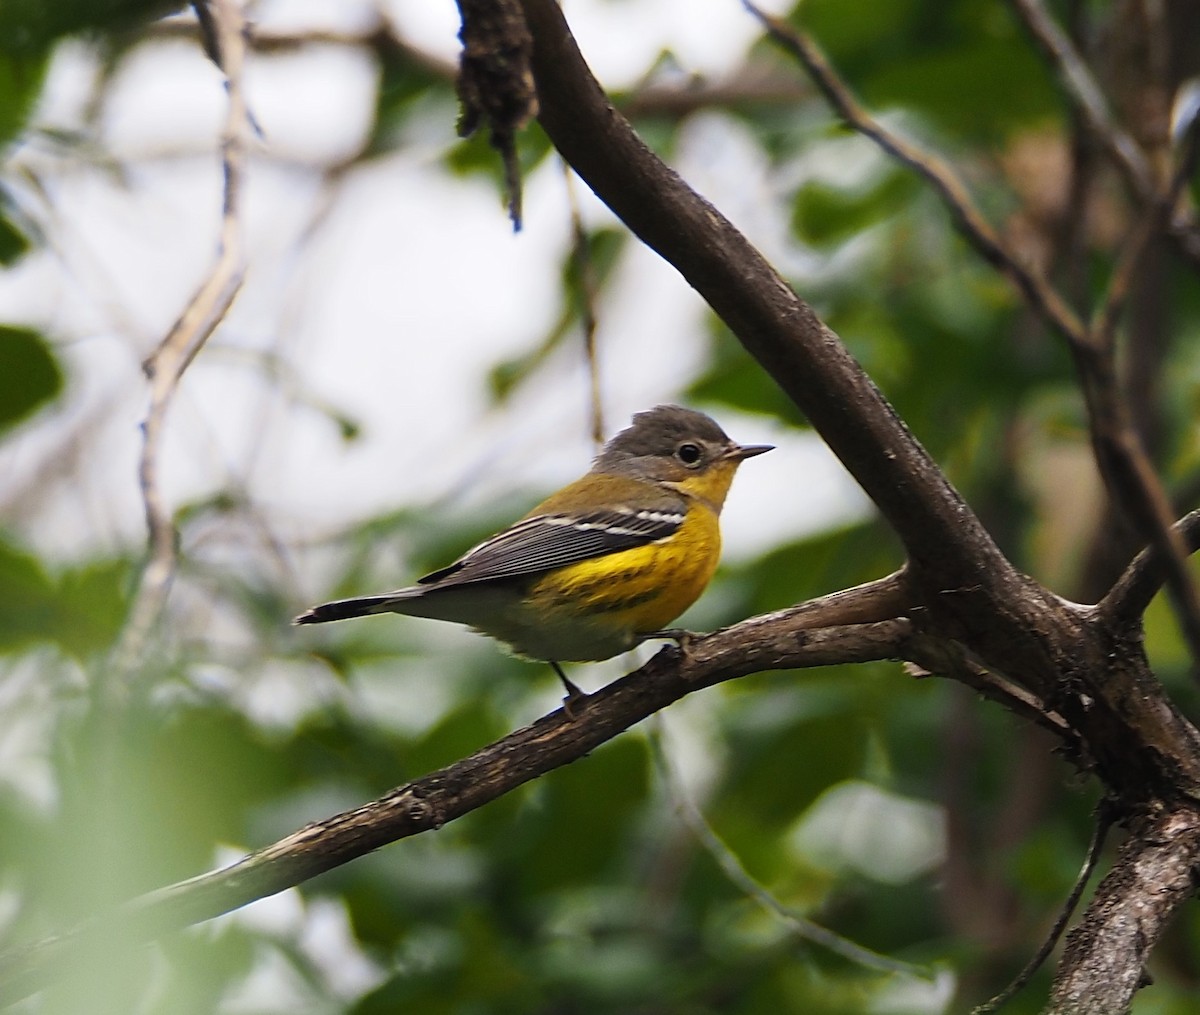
293, 589, 420, 625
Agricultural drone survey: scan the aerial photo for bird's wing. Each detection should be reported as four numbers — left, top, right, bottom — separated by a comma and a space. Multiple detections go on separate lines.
418, 505, 685, 586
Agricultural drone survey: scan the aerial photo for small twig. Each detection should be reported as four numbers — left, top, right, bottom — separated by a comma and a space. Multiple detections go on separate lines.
109, 0, 249, 683
1098, 509, 1200, 623
1007, 0, 1156, 203
743, 1, 1088, 350
904, 637, 1078, 747
971, 799, 1114, 1014
1008, 0, 1200, 275
1091, 120, 1200, 352
563, 163, 604, 445
1066, 339, 1200, 671
1073, 115, 1200, 674
649, 723, 935, 980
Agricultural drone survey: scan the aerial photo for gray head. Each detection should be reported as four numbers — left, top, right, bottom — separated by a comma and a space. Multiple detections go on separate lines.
592, 405, 772, 481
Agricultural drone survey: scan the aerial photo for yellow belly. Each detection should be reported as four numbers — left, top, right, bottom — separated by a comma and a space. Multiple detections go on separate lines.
518, 503, 721, 660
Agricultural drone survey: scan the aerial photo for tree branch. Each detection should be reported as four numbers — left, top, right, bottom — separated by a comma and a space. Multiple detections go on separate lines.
972, 799, 1114, 1014
651, 724, 934, 980
1007, 0, 1156, 202
109, 0, 249, 688
0, 608, 913, 1005
743, 2, 1089, 349
1047, 805, 1200, 1014
514, 0, 1058, 657
1098, 509, 1200, 624
744, 1, 1200, 674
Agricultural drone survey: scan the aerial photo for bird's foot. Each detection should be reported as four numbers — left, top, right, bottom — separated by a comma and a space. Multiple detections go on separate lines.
551, 661, 588, 719
639, 628, 696, 654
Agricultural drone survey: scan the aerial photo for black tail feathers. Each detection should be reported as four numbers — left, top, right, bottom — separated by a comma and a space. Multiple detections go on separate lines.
293, 595, 392, 625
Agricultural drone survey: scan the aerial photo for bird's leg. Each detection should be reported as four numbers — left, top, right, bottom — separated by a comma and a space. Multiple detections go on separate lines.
551, 661, 587, 717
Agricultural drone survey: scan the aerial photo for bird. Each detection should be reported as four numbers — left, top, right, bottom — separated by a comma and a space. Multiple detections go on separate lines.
294, 405, 772, 705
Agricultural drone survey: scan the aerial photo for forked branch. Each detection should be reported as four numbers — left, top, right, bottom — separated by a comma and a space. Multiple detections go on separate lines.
745, 2, 1200, 674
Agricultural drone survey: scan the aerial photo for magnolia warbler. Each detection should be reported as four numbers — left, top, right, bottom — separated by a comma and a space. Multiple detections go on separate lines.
295, 405, 772, 702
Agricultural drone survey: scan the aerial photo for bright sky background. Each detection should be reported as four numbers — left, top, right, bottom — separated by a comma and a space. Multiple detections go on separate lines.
0, 0, 868, 584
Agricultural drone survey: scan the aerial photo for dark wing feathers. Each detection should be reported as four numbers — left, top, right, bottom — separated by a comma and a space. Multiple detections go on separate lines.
417, 507, 684, 587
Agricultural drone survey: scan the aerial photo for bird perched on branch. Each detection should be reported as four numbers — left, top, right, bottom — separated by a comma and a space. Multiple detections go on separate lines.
295, 405, 772, 705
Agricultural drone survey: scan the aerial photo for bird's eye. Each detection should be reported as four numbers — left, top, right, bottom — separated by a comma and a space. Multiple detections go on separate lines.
676, 442, 703, 465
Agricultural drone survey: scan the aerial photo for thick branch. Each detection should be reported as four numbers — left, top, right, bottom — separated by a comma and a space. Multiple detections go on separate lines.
1048, 805, 1200, 1014
0, 608, 911, 1005
515, 0, 1050, 642
744, 2, 1200, 674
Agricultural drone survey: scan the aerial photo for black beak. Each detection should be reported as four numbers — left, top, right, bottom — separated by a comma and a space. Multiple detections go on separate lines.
726, 443, 774, 461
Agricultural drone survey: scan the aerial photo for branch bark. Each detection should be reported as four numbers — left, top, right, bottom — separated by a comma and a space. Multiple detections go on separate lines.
1100, 509, 1200, 624
1047, 806, 1200, 1014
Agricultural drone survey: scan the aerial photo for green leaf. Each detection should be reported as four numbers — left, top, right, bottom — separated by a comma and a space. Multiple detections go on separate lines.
0, 0, 183, 58
56, 558, 133, 658
508, 737, 650, 893
0, 210, 30, 264
794, 0, 1057, 140
0, 326, 64, 434
366, 39, 454, 156
0, 51, 47, 149
791, 170, 919, 247
0, 538, 56, 651
796, 0, 924, 55
0, 543, 130, 657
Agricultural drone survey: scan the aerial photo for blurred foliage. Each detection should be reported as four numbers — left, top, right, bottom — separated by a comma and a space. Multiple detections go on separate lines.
0, 325, 62, 434
2, 1, 1200, 1014
0, 0, 182, 58
490, 226, 627, 400
0, 209, 31, 264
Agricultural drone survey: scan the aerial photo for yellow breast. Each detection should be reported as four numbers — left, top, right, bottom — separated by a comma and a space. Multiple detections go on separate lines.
524, 501, 722, 658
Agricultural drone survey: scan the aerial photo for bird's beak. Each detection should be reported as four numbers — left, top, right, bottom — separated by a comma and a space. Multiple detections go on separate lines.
725, 443, 774, 461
